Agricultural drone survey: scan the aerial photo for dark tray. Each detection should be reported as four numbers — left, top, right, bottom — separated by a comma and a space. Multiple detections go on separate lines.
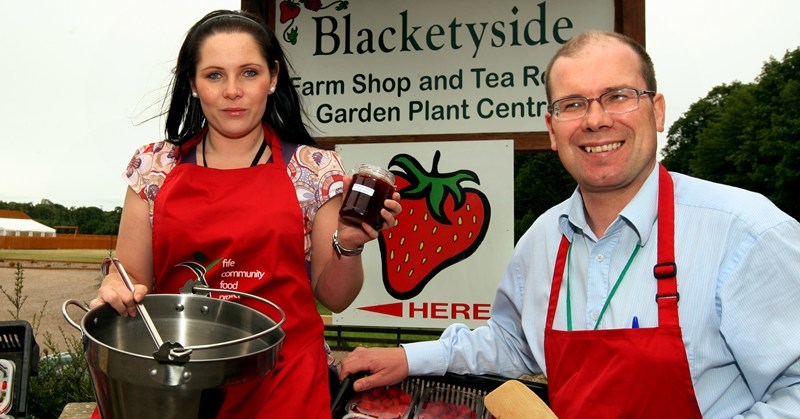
0, 320, 40, 418
331, 371, 548, 418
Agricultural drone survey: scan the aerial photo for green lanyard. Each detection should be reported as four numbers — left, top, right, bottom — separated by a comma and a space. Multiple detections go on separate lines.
566, 239, 642, 331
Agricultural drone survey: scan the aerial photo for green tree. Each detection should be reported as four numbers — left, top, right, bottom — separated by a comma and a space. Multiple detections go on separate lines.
73, 206, 106, 234
0, 200, 122, 235
661, 47, 800, 219
661, 83, 743, 174
690, 83, 759, 185
513, 151, 575, 243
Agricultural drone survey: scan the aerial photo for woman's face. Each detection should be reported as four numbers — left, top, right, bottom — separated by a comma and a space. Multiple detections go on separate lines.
192, 32, 276, 141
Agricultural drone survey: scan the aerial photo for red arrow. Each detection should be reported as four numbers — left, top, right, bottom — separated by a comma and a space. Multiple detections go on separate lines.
357, 302, 403, 317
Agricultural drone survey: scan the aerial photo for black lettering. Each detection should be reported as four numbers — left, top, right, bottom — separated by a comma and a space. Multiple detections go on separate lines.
465, 22, 488, 59
313, 16, 338, 56
400, 10, 422, 51
553, 17, 573, 44
426, 24, 445, 51
491, 22, 506, 47
523, 2, 547, 46
448, 18, 462, 50
356, 28, 375, 54
378, 27, 396, 52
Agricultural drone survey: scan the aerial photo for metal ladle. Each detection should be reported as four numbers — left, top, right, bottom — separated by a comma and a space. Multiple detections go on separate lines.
101, 257, 164, 350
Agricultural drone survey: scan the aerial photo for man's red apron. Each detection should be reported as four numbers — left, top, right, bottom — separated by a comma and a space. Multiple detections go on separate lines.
543, 165, 702, 418
151, 128, 329, 417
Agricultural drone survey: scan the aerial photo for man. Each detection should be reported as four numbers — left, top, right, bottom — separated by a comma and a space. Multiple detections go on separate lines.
340, 31, 800, 417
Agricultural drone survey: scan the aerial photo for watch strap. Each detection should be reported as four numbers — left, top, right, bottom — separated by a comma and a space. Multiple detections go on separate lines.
333, 230, 364, 256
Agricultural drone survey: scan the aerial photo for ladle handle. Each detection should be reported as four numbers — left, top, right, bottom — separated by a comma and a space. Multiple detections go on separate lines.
102, 257, 165, 349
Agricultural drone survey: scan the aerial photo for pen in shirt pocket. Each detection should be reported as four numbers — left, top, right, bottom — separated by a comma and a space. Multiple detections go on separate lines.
632, 316, 639, 328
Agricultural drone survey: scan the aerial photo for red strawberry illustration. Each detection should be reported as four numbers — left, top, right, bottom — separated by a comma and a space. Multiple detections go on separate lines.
279, 1, 301, 23
379, 151, 491, 300
304, 0, 323, 11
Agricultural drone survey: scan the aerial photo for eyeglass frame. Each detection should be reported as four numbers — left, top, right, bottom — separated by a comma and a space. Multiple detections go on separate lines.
547, 88, 657, 121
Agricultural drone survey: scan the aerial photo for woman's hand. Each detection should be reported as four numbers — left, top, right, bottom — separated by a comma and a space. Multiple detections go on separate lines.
310, 174, 402, 312
92, 187, 155, 316
334, 174, 402, 250
91, 271, 149, 317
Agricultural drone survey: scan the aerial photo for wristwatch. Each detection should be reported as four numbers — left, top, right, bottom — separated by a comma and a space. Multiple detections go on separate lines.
332, 230, 363, 256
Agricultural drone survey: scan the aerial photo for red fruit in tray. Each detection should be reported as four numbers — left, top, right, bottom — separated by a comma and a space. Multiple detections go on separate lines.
384, 403, 408, 416
349, 385, 413, 418
417, 400, 477, 419
379, 151, 491, 300
455, 404, 478, 418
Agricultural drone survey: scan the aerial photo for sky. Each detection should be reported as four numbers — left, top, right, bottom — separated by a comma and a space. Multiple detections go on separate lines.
2, 0, 799, 210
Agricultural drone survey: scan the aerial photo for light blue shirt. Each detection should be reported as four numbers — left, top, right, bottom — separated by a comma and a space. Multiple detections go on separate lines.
403, 165, 800, 418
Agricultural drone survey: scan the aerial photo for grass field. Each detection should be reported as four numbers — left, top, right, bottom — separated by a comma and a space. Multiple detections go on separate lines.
0, 248, 112, 263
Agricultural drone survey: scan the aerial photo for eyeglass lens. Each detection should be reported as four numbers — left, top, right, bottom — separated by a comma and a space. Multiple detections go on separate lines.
553, 88, 645, 120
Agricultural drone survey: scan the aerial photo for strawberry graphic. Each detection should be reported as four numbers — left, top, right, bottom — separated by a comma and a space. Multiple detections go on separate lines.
379, 151, 491, 300
304, 0, 323, 11
279, 1, 301, 23
279, 0, 349, 45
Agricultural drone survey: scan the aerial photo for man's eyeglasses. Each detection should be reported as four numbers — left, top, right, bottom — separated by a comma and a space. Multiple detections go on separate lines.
547, 88, 656, 121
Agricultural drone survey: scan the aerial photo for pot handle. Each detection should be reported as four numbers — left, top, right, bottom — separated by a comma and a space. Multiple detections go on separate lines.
62, 299, 89, 331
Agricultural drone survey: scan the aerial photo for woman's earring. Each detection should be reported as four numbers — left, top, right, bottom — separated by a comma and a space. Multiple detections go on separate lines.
269, 86, 276, 94
191, 91, 198, 98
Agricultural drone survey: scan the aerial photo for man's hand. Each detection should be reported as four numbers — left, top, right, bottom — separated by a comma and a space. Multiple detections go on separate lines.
339, 347, 409, 392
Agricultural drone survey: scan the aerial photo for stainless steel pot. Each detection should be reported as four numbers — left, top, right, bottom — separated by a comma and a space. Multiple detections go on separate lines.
63, 282, 285, 419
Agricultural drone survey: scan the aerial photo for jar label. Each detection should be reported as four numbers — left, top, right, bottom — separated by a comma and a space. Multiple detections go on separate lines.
352, 183, 375, 196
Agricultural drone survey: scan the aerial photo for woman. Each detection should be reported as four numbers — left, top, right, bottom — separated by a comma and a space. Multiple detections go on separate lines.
92, 9, 401, 417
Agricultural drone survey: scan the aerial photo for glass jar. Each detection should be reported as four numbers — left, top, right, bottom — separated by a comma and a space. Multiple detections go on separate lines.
339, 164, 396, 230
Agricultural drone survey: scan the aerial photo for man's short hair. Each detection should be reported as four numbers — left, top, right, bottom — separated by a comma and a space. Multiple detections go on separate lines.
545, 31, 657, 101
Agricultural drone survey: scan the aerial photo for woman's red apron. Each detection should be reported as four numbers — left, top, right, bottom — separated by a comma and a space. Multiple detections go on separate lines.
151, 130, 328, 417
543, 165, 702, 418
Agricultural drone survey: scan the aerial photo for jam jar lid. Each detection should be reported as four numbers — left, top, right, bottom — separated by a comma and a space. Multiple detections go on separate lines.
353, 163, 395, 186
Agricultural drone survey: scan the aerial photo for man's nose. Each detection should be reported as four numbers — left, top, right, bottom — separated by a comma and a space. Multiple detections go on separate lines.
582, 100, 613, 130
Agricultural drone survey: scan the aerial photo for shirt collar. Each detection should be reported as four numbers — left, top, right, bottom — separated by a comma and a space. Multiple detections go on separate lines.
559, 164, 660, 246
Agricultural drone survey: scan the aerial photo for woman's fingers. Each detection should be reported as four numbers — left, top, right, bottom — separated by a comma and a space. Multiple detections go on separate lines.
94, 274, 145, 317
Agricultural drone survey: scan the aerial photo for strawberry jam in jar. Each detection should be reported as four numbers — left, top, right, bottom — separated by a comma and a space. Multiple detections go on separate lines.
339, 164, 395, 230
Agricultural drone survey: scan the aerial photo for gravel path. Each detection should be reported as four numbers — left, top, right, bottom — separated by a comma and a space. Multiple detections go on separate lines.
0, 262, 101, 354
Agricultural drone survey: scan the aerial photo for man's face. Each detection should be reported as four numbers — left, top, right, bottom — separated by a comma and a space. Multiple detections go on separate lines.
545, 38, 666, 198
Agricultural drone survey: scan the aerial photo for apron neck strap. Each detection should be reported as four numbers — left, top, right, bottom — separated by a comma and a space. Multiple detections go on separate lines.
263, 123, 285, 166
654, 164, 679, 327
546, 236, 570, 329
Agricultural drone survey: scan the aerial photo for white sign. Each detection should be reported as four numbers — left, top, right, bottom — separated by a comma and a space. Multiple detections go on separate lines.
278, 0, 614, 136
335, 140, 514, 328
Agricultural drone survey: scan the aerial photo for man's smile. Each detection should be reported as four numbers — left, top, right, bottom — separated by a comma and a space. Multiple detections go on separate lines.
583, 141, 623, 153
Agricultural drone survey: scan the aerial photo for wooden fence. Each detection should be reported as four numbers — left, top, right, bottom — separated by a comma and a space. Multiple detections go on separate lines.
0, 235, 117, 250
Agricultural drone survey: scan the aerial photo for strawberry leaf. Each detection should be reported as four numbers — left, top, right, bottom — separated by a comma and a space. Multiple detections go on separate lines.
389, 151, 480, 225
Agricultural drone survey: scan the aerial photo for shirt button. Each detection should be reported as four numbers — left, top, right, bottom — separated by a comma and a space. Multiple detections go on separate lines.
596, 254, 604, 262
591, 312, 599, 321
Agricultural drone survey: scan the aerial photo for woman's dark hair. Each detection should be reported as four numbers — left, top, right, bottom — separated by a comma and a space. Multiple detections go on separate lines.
165, 9, 317, 147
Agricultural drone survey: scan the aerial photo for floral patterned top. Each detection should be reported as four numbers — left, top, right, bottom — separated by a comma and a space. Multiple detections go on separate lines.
123, 140, 345, 261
